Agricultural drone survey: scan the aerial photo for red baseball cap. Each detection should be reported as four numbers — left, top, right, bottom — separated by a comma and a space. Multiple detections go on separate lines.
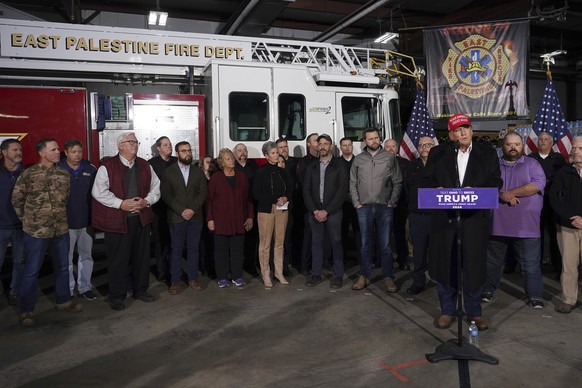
448, 114, 471, 132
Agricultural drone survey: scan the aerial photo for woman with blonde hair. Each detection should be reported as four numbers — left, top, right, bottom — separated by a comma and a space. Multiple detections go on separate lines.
253, 141, 293, 287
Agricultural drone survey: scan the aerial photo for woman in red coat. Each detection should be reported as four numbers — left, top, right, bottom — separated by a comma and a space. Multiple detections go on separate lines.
207, 148, 254, 288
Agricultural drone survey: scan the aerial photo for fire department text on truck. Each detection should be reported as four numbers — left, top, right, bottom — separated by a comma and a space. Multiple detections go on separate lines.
10, 33, 244, 59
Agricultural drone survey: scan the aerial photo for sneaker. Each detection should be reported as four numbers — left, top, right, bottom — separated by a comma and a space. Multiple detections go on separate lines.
527, 298, 544, 309
305, 275, 322, 287
351, 275, 370, 291
330, 277, 343, 289
481, 291, 494, 303
217, 279, 230, 288
232, 278, 246, 287
80, 290, 98, 301
384, 277, 398, 293
55, 300, 84, 312
19, 312, 34, 327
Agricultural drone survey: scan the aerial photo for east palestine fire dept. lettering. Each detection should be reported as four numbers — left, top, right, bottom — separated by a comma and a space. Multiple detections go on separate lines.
11, 33, 245, 60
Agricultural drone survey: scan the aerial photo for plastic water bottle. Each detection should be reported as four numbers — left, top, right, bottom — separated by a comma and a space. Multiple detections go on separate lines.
468, 321, 479, 348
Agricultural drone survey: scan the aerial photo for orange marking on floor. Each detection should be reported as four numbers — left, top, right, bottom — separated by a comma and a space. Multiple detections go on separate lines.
374, 358, 429, 383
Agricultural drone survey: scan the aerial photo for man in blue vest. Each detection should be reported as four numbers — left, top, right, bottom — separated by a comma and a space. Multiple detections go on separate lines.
58, 139, 97, 301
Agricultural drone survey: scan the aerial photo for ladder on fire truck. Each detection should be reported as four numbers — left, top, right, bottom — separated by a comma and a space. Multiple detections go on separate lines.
248, 38, 420, 85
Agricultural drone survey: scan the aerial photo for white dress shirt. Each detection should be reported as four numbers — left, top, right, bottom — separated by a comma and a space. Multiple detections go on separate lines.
457, 143, 472, 186
92, 154, 160, 209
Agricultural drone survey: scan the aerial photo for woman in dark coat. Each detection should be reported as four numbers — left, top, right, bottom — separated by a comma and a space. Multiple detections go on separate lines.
207, 149, 254, 287
253, 141, 293, 288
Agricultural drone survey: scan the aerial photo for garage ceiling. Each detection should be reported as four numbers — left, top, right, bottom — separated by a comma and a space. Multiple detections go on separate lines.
1, 0, 581, 78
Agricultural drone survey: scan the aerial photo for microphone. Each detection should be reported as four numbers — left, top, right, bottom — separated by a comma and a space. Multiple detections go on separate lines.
453, 140, 460, 151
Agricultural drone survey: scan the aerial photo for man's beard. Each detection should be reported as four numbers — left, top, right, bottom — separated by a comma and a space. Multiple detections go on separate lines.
179, 155, 192, 165
503, 150, 522, 161
367, 143, 379, 151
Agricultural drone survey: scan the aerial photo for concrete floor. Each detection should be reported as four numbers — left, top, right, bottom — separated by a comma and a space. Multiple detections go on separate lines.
1, 242, 581, 388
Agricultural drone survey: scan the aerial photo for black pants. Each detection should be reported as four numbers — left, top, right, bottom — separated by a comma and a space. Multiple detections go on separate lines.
342, 201, 360, 257
105, 217, 151, 301
214, 234, 244, 281
243, 223, 259, 275
393, 205, 408, 265
540, 199, 561, 272
151, 213, 171, 281
409, 212, 431, 288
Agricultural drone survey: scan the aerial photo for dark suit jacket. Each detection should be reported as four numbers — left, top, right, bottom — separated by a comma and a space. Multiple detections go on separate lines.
160, 163, 207, 224
302, 156, 347, 216
528, 151, 566, 198
422, 141, 502, 291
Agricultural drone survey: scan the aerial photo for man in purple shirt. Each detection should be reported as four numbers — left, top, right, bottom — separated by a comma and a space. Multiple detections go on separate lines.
482, 132, 546, 308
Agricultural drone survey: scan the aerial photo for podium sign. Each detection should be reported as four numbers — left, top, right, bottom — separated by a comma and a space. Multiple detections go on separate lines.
418, 188, 499, 210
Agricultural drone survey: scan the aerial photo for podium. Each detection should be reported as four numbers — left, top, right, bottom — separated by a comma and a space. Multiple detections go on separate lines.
419, 188, 499, 388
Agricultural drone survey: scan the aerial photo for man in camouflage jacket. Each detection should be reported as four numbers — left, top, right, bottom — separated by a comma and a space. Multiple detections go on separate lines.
12, 138, 83, 327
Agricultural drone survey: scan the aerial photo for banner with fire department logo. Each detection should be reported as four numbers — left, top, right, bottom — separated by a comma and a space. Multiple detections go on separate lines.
424, 21, 529, 120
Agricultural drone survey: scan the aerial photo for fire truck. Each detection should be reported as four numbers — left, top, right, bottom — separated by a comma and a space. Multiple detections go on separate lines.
0, 18, 417, 165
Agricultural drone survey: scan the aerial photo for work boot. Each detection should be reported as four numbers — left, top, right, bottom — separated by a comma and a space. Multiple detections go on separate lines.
351, 275, 370, 290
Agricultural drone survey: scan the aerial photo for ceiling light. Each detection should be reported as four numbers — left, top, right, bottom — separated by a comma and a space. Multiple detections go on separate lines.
148, 11, 168, 26
374, 32, 399, 44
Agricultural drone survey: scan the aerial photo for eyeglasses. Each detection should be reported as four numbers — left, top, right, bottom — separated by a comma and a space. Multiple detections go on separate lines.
419, 143, 434, 149
178, 149, 193, 153
121, 140, 140, 146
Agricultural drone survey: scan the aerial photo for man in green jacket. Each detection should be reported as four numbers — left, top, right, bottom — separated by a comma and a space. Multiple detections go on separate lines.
161, 141, 207, 294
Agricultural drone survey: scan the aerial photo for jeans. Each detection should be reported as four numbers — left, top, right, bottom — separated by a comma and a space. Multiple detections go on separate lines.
68, 227, 94, 294
356, 204, 394, 279
0, 228, 24, 296
484, 236, 544, 300
20, 232, 71, 313
437, 282, 483, 317
169, 221, 203, 283
309, 211, 344, 278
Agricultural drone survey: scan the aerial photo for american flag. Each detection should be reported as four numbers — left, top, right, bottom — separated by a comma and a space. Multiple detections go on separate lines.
525, 76, 572, 159
399, 86, 438, 161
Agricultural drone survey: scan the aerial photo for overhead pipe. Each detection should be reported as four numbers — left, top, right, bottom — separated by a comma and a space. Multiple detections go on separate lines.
313, 0, 393, 42
221, 0, 262, 35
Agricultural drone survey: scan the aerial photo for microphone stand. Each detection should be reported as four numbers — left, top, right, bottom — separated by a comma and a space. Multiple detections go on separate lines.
426, 141, 498, 388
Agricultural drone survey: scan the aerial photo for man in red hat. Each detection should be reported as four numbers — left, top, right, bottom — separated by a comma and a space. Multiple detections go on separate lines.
422, 114, 502, 331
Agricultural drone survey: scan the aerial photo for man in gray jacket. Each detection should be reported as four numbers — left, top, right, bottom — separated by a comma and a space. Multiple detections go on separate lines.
350, 128, 402, 292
